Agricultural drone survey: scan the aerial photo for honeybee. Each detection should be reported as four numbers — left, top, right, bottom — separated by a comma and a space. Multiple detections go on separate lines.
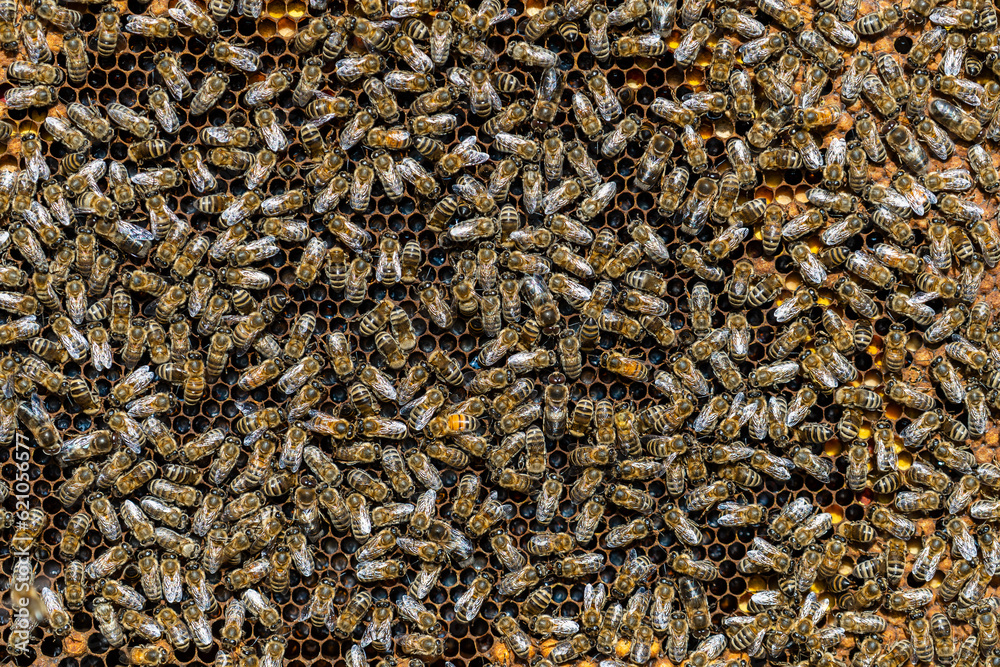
196, 38, 254, 73
241, 68, 293, 107
280, 577, 327, 635
717, 501, 766, 527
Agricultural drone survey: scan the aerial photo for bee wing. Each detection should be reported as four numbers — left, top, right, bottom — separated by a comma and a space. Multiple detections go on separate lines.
583, 581, 605, 610
94, 507, 123, 540
455, 145, 490, 167
151, 99, 181, 133
815, 626, 846, 648
494, 7, 517, 24
695, 634, 727, 659
826, 137, 847, 163
234, 400, 260, 417
915, 180, 938, 205
486, 84, 503, 112
797, 253, 828, 286
499, 502, 517, 521
358, 620, 377, 648
91, 338, 113, 371
125, 15, 156, 32
953, 81, 983, 106
25, 149, 50, 181
898, 185, 930, 216
674, 513, 704, 545
748, 626, 768, 657
727, 443, 757, 463
223, 44, 260, 72
451, 135, 477, 157
167, 6, 194, 26
190, 164, 217, 194
799, 591, 819, 621
765, 453, 794, 476
716, 510, 747, 527
725, 391, 747, 419
180, 0, 212, 21
980, 535, 1000, 576
46, 194, 73, 227
306, 111, 341, 129
799, 453, 834, 481
388, 2, 417, 18
750, 536, 780, 555
783, 496, 814, 520
289, 544, 314, 575
722, 614, 756, 629
745, 549, 775, 569
820, 218, 851, 246
131, 170, 164, 189
161, 75, 189, 103
260, 123, 288, 151
117, 219, 155, 241
904, 292, 939, 315
968, 397, 989, 436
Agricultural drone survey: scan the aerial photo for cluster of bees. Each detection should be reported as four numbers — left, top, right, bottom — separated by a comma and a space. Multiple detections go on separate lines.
4, 0, 1000, 659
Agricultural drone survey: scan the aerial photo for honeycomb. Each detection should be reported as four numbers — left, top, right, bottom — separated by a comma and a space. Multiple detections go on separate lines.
2, 0, 1000, 664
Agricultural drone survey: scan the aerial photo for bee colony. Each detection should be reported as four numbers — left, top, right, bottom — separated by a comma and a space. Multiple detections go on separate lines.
4, 0, 1000, 661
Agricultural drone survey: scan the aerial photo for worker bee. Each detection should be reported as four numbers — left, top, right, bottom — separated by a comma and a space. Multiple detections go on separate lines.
186, 70, 228, 118
673, 19, 713, 68
50, 27, 88, 82
242, 68, 294, 107
596, 113, 641, 159
38, 120, 85, 165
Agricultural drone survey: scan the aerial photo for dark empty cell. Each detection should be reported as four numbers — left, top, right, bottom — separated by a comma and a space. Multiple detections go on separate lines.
874, 318, 893, 336
631, 84, 654, 106
666, 278, 687, 297
481, 34, 506, 55
88, 70, 107, 88
219, 92, 238, 110
236, 16, 257, 35
596, 159, 617, 177
266, 38, 285, 57
165, 36, 186, 54
118, 88, 137, 107
129, 35, 150, 52
229, 72, 248, 90
695, 225, 714, 243
86, 633, 108, 654
107, 142, 128, 160
894, 36, 913, 53
855, 354, 873, 371
784, 169, 803, 185
207, 109, 228, 127
108, 69, 126, 89
715, 527, 736, 545
576, 52, 594, 70
774, 255, 794, 273
129, 70, 149, 89
844, 503, 867, 522
706, 137, 725, 156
